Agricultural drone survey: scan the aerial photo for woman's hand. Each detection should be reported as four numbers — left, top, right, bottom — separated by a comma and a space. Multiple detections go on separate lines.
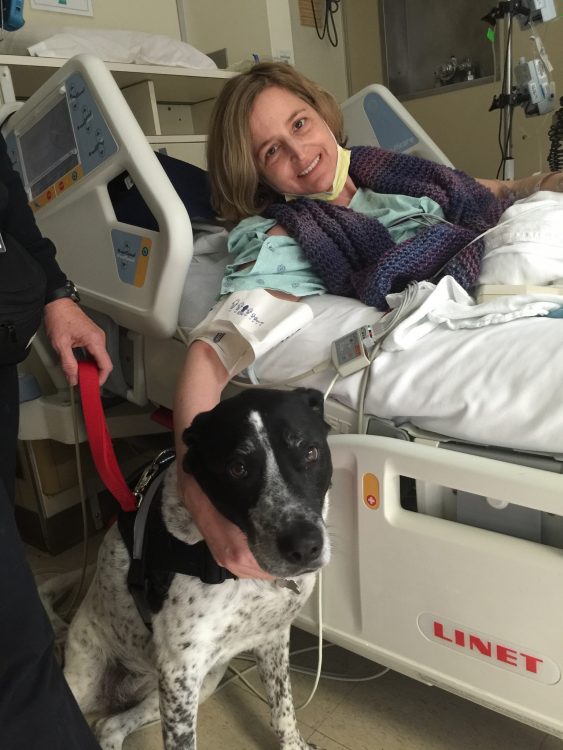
179, 471, 273, 579
43, 298, 113, 386
478, 171, 563, 201
537, 171, 563, 193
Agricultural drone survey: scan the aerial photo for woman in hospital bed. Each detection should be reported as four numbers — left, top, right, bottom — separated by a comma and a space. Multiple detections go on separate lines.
173, 61, 563, 579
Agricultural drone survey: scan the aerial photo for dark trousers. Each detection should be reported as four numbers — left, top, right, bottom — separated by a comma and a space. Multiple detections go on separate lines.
0, 366, 100, 750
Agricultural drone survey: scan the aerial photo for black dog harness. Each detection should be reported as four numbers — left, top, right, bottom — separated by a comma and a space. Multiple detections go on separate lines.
118, 449, 236, 630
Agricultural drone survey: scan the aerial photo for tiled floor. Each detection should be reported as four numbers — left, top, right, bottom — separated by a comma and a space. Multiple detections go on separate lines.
26, 536, 563, 750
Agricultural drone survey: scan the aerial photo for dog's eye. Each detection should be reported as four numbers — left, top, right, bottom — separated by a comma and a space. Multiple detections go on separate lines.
305, 446, 319, 463
227, 460, 248, 479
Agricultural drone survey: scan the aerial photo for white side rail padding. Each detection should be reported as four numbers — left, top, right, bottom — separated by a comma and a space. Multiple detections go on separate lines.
342, 84, 454, 166
298, 434, 563, 738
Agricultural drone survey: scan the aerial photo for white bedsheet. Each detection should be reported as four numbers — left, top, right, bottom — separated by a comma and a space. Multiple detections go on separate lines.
252, 291, 563, 454
179, 202, 563, 454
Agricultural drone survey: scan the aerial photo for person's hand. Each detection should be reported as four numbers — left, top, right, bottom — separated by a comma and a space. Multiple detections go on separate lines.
538, 171, 563, 193
179, 470, 273, 580
43, 298, 113, 386
489, 171, 563, 201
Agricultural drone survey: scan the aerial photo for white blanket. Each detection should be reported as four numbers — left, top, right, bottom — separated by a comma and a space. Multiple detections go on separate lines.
179, 195, 563, 454
253, 287, 563, 454
479, 191, 563, 285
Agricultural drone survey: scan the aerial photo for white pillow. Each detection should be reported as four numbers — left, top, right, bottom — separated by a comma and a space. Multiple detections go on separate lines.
479, 191, 563, 285
28, 28, 217, 70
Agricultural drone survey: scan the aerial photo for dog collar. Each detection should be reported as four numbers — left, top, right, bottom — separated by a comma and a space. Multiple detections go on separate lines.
276, 579, 301, 595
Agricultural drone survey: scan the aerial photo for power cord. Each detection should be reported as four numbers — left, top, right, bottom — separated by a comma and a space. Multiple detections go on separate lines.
58, 384, 91, 620
311, 0, 341, 47
216, 570, 389, 709
496, 13, 514, 179
548, 97, 563, 171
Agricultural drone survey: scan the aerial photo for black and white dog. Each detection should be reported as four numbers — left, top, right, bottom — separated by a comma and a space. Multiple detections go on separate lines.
64, 388, 332, 750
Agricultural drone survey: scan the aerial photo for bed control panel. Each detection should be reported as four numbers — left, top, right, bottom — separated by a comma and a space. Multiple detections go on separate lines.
111, 230, 152, 287
2, 54, 192, 339
5, 72, 118, 212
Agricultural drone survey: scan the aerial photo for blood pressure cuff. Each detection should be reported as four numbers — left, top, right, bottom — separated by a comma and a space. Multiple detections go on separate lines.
185, 289, 313, 377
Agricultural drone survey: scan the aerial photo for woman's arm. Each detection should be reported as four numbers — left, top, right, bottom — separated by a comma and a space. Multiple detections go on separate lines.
174, 339, 272, 579
477, 172, 563, 201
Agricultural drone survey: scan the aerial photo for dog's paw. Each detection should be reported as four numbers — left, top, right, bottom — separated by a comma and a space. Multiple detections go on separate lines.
93, 717, 126, 750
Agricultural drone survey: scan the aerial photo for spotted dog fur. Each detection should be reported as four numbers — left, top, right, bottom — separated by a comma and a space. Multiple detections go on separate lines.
64, 388, 332, 750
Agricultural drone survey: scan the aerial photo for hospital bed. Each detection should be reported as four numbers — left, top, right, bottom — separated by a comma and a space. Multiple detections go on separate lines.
5, 54, 563, 738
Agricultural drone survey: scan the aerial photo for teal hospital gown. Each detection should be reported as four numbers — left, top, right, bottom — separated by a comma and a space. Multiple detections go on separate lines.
220, 189, 446, 298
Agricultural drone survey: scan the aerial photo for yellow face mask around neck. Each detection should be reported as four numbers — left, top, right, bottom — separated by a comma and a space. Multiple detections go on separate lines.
284, 143, 351, 202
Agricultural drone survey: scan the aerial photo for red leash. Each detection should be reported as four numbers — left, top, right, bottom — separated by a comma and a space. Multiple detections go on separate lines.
77, 360, 137, 512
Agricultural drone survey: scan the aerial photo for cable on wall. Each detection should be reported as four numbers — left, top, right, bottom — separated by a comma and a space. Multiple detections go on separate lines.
311, 0, 341, 47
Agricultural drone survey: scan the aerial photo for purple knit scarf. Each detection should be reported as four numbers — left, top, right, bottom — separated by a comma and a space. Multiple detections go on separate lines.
264, 146, 511, 309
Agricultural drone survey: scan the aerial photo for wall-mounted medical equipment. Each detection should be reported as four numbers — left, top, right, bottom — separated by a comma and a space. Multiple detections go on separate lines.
2, 54, 192, 340
516, 0, 557, 26
514, 55, 555, 116
483, 0, 557, 177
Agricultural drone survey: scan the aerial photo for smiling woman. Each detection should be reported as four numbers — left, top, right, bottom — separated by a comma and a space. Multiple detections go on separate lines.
173, 61, 563, 582
206, 61, 346, 222
248, 86, 353, 204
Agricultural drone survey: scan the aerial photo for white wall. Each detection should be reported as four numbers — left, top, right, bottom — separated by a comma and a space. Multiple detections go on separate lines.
182, 0, 348, 100
22, 0, 181, 37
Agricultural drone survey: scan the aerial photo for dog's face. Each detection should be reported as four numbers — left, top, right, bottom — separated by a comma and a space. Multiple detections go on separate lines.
182, 388, 332, 578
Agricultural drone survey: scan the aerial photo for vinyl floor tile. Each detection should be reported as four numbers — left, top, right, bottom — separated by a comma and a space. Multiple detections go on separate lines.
313, 669, 552, 750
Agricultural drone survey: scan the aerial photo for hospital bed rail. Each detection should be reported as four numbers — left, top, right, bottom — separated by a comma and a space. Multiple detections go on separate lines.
297, 433, 563, 738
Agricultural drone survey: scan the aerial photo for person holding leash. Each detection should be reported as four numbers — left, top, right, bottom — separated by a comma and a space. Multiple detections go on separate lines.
0, 131, 111, 749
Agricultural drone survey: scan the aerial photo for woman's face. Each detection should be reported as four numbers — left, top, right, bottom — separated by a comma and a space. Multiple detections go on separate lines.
249, 85, 337, 196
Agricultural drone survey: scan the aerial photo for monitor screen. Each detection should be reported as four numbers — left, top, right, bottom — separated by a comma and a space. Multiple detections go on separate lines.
19, 96, 79, 198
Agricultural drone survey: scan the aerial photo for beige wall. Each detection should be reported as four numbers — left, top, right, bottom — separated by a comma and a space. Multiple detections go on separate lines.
288, 0, 348, 102
23, 0, 181, 37
404, 20, 563, 178
181, 0, 273, 64
344, 0, 562, 179
182, 0, 348, 100
343, 0, 383, 96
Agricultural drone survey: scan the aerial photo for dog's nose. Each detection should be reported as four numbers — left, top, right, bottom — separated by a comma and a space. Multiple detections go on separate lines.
277, 522, 324, 567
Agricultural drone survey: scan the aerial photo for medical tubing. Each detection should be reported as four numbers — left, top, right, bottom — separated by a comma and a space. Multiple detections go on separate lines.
355, 282, 422, 433
295, 570, 324, 710
218, 571, 325, 710
427, 206, 536, 284
230, 359, 333, 389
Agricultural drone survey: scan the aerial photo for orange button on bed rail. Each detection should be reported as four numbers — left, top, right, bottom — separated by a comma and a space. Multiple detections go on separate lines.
363, 473, 380, 510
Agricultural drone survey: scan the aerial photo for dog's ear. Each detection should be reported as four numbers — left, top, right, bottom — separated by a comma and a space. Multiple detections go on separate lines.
295, 387, 325, 414
181, 426, 198, 475
181, 410, 213, 474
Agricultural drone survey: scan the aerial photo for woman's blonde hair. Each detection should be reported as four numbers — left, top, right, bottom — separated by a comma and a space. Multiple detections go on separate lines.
207, 62, 345, 222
